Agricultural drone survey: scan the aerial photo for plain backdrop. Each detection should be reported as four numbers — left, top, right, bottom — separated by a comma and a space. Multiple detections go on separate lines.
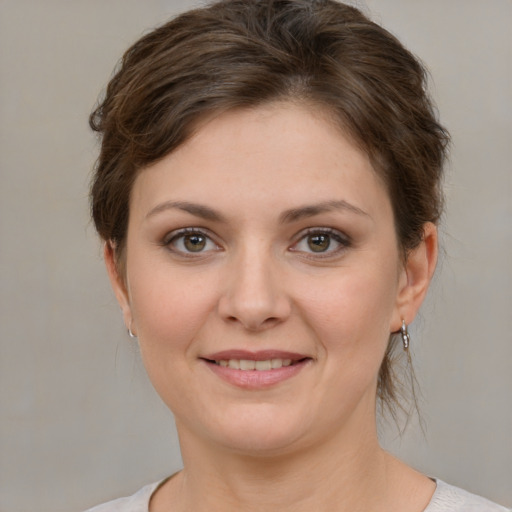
0, 1, 510, 511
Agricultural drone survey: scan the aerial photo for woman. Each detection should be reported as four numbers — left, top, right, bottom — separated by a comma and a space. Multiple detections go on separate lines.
86, 1, 509, 510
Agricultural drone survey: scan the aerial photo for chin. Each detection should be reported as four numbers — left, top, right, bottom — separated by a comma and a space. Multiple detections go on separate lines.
181, 402, 317, 457
216, 426, 307, 457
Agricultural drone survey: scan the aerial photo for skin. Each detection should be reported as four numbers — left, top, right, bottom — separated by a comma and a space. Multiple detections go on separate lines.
105, 102, 438, 512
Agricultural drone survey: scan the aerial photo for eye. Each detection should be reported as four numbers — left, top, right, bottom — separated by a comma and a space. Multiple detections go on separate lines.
290, 228, 350, 256
164, 228, 219, 255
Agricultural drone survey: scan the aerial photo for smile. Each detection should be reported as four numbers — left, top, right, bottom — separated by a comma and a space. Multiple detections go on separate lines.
202, 351, 311, 389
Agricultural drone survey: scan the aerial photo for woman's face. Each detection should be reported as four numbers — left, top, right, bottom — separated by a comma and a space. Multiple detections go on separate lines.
108, 103, 434, 455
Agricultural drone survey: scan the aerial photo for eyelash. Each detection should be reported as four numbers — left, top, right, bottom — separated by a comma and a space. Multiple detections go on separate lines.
161, 227, 351, 259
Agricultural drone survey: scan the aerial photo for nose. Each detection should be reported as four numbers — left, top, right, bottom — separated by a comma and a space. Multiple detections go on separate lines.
217, 244, 291, 332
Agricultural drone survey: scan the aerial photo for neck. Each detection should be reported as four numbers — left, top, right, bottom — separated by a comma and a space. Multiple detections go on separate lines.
158, 415, 401, 512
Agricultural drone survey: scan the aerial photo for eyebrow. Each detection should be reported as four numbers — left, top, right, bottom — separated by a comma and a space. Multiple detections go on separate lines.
145, 199, 369, 224
279, 200, 370, 223
145, 201, 226, 222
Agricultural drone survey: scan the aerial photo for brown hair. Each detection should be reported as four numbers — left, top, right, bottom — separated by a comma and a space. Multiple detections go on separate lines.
90, 0, 449, 417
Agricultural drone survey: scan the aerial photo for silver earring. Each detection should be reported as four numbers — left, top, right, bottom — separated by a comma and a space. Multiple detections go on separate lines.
128, 323, 137, 339
400, 320, 410, 350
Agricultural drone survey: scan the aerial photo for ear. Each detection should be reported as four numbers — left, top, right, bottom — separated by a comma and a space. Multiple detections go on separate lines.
391, 222, 438, 331
104, 242, 135, 336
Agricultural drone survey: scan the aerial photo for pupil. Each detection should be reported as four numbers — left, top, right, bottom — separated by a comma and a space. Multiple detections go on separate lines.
308, 234, 330, 252
184, 234, 206, 252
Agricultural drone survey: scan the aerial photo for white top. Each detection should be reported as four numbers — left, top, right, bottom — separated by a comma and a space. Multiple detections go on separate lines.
85, 478, 510, 511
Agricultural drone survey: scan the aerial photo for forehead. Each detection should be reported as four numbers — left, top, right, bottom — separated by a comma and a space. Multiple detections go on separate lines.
131, 102, 391, 222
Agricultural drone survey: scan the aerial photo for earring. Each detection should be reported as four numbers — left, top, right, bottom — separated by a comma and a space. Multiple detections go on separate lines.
128, 323, 137, 339
400, 320, 410, 350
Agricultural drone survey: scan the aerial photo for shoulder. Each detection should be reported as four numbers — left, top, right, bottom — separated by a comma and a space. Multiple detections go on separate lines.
83, 481, 162, 512
425, 479, 510, 512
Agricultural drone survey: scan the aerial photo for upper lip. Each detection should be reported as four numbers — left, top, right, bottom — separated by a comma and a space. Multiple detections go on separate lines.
203, 350, 310, 361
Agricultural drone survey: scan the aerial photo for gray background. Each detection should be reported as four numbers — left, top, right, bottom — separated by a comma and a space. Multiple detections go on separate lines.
0, 1, 510, 511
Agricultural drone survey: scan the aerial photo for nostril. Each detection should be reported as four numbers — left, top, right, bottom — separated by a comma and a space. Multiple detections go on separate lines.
217, 282, 291, 331
225, 314, 281, 332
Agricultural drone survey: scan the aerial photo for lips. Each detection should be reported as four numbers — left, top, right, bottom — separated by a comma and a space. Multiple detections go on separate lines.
201, 350, 311, 389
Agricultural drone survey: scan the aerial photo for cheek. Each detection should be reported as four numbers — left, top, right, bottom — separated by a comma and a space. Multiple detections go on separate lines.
127, 263, 219, 358
295, 262, 399, 356
126, 267, 222, 412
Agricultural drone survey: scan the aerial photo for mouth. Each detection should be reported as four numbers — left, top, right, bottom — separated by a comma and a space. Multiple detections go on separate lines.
201, 350, 312, 388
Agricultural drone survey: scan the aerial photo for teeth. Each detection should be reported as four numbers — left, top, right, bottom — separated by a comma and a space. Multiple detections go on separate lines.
216, 358, 295, 370
255, 360, 271, 371
240, 359, 256, 370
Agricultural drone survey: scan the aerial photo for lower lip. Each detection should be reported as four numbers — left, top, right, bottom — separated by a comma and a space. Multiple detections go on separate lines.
203, 359, 310, 389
